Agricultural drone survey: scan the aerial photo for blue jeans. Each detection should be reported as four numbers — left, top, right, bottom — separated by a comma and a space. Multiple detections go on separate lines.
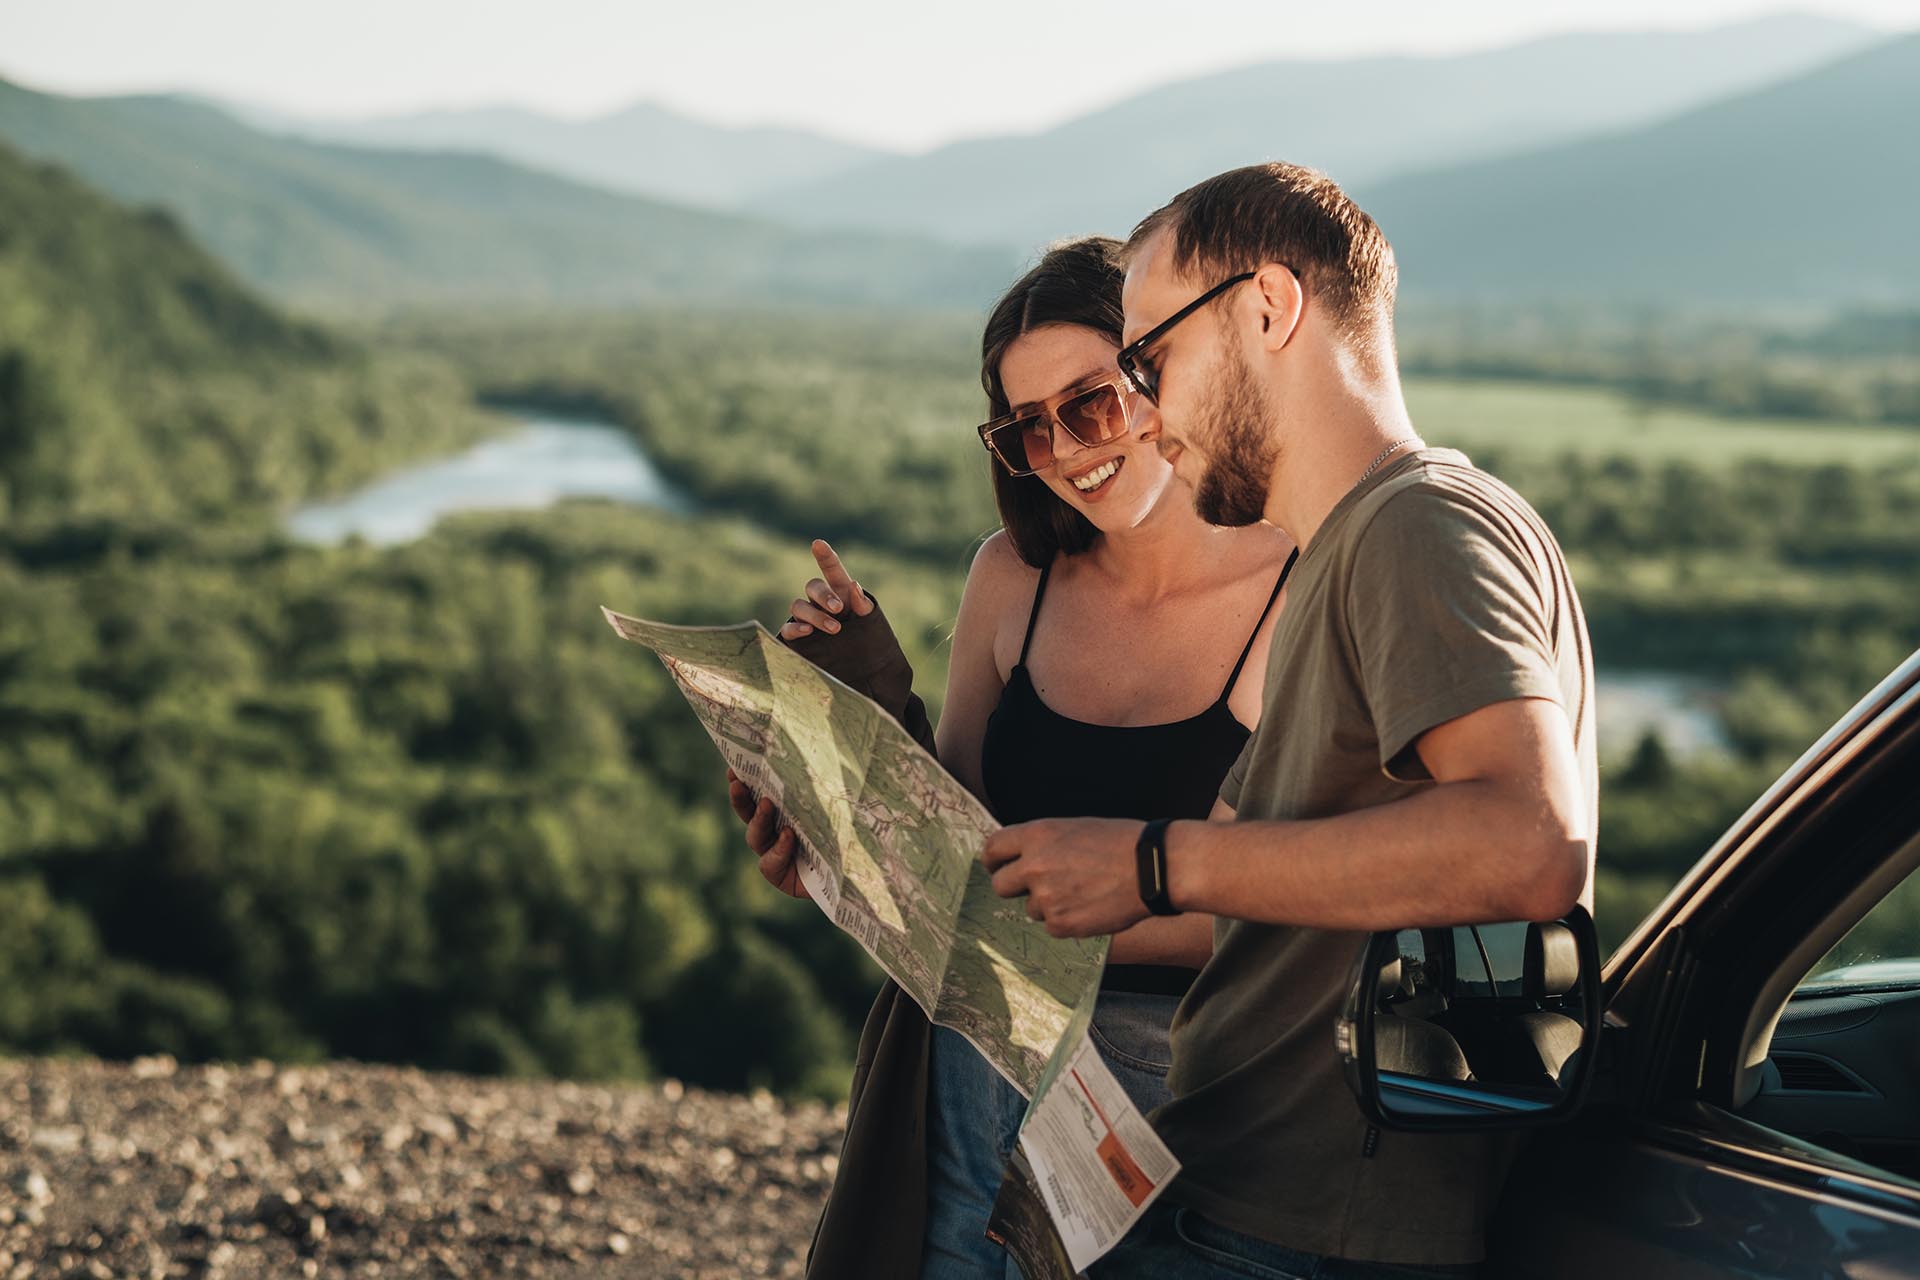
920, 990, 1181, 1280
1093, 1203, 1481, 1280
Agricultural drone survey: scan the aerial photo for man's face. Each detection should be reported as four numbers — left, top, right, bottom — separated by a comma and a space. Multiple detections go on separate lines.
1121, 231, 1279, 528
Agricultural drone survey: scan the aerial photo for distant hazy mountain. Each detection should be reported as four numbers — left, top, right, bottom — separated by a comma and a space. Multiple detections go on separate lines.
236, 99, 891, 209
1367, 33, 1920, 304
752, 14, 1883, 251
0, 79, 1013, 311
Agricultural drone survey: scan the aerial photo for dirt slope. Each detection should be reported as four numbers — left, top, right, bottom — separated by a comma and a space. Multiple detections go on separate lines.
0, 1058, 845, 1279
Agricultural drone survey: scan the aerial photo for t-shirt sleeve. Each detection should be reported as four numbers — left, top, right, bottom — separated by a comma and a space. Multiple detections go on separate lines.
1218, 734, 1254, 810
1347, 487, 1565, 781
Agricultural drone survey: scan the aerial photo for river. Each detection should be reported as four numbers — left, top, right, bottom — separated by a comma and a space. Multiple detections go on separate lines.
285, 409, 692, 546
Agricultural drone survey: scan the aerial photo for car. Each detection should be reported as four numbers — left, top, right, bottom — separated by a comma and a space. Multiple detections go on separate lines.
1340, 648, 1920, 1277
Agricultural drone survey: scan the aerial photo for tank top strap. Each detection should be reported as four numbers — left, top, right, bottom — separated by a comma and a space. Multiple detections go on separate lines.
1219, 548, 1300, 701
1018, 559, 1055, 665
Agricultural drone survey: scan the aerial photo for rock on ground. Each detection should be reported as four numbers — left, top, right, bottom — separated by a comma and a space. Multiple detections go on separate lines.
0, 1057, 846, 1279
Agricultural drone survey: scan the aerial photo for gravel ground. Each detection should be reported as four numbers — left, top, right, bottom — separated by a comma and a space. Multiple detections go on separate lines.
0, 1057, 845, 1280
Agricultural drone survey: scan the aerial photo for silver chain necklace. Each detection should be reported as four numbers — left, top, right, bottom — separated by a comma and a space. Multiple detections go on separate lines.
1359, 437, 1419, 484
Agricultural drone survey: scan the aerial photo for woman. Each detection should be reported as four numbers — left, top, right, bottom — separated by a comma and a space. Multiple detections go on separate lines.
729, 237, 1296, 1277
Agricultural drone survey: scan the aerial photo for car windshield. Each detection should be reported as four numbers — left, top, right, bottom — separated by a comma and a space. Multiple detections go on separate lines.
1794, 863, 1920, 995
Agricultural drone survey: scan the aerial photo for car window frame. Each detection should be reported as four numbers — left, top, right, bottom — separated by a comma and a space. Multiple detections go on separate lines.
1737, 827, 1920, 1104
1610, 658, 1920, 1192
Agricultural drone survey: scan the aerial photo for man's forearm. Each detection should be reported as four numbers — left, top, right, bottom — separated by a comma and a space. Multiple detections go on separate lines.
1166, 778, 1589, 931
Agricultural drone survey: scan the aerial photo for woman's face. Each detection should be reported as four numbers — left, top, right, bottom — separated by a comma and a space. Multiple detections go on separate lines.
996, 324, 1178, 532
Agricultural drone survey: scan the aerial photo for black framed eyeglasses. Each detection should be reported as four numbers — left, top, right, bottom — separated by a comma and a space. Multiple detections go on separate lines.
1117, 268, 1292, 405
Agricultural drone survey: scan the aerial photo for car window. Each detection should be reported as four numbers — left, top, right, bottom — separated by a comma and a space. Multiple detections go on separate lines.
1746, 842, 1920, 1188
1797, 872, 1920, 994
1448, 923, 1530, 998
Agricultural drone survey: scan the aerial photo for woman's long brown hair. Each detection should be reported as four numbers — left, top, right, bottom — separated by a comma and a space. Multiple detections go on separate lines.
978, 236, 1127, 568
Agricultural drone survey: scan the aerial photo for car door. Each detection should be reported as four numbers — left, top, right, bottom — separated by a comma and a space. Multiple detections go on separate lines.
1485, 650, 1920, 1278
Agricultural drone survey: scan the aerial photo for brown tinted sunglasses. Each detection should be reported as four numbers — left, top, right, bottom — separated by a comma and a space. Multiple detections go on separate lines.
977, 378, 1138, 477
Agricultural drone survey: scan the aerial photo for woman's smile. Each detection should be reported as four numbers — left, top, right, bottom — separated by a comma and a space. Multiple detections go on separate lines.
1065, 454, 1125, 500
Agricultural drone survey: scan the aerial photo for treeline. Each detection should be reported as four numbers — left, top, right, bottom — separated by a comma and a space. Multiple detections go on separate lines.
390, 313, 1920, 679
0, 506, 964, 1093
1401, 304, 1920, 427
0, 145, 945, 1092
0, 147, 981, 1095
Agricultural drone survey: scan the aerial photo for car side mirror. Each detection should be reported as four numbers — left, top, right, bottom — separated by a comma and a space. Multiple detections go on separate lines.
1337, 907, 1601, 1132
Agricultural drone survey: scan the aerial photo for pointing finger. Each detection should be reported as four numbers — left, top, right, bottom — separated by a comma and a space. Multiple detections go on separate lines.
811, 540, 872, 616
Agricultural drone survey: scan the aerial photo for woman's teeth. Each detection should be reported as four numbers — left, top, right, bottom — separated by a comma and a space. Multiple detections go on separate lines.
1072, 460, 1120, 493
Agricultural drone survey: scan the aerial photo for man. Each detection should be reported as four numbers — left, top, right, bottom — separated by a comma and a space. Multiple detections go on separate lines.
981, 163, 1597, 1276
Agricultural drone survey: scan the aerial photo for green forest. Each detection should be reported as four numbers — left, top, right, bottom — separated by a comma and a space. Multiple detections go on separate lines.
4, 140, 1918, 1097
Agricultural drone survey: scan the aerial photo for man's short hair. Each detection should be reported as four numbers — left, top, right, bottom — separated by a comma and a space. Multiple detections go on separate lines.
1126, 163, 1398, 345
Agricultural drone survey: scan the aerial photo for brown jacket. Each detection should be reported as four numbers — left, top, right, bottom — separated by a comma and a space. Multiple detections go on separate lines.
784, 598, 935, 1280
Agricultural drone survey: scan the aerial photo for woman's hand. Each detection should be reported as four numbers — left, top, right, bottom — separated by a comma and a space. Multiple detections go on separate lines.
725, 540, 880, 900
779, 540, 874, 640
727, 767, 810, 899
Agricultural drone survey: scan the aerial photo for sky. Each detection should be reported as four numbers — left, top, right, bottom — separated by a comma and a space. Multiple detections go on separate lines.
1, 0, 1912, 152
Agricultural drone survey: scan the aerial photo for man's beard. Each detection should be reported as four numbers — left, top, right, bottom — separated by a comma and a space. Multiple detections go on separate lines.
1188, 345, 1278, 528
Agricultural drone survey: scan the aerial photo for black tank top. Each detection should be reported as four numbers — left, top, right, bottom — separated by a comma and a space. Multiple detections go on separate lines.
979, 550, 1297, 994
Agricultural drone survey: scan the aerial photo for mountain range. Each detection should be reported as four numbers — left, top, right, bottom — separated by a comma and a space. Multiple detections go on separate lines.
1368, 33, 1920, 304
0, 80, 1012, 311
745, 14, 1883, 250
1, 14, 1913, 312
235, 98, 888, 210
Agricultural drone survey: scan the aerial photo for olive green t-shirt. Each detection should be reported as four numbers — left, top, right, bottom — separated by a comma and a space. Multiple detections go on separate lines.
1151, 448, 1596, 1265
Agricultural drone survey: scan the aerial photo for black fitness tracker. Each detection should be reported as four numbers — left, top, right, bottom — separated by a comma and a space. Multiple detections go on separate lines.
1136, 818, 1180, 916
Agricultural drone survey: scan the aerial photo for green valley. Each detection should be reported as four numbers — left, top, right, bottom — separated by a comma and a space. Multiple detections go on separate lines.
3, 137, 1916, 1100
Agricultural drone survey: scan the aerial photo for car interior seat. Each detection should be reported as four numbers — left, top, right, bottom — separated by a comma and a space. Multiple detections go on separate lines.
1433, 922, 1584, 1089
1374, 955, 1477, 1082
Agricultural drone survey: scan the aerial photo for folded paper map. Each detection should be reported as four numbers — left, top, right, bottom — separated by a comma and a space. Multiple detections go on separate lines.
602, 608, 1178, 1272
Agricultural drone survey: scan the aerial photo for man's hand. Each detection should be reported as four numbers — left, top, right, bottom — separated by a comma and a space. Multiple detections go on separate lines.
981, 818, 1150, 938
